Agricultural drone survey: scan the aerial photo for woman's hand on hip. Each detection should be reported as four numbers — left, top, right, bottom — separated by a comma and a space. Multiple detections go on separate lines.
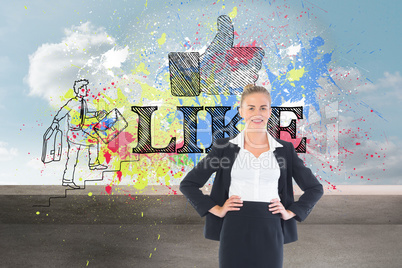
269, 198, 296, 220
208, 195, 243, 218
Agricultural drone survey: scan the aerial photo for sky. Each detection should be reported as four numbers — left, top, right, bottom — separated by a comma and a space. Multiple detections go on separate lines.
0, 0, 401, 188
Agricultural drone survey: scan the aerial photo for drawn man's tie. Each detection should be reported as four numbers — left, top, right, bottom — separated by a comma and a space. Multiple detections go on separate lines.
79, 98, 86, 129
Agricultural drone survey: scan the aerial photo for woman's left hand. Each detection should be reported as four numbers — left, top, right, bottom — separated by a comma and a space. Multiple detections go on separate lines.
269, 198, 296, 220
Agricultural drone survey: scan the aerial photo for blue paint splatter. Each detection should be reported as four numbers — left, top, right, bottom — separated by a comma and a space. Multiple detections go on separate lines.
266, 36, 337, 119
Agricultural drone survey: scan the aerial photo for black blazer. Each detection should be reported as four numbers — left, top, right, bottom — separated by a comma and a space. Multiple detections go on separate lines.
179, 136, 323, 244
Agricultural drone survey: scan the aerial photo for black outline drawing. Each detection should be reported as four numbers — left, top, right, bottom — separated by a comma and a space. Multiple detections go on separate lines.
131, 106, 176, 153
42, 79, 128, 190
33, 158, 139, 207
269, 106, 306, 153
169, 15, 265, 96
93, 108, 129, 144
41, 124, 62, 163
176, 106, 204, 154
204, 106, 242, 152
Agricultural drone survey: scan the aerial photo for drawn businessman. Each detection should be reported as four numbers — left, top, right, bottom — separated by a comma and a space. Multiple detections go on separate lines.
51, 79, 107, 189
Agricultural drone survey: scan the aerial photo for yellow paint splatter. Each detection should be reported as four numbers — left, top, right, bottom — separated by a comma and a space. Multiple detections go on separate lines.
145, 0, 148, 8
156, 165, 169, 177
141, 212, 144, 217
36, 211, 40, 215
132, 62, 150, 75
149, 253, 152, 258
287, 67, 305, 82
229, 7, 238, 19
86, 260, 89, 266
88, 192, 93, 197
158, 234, 160, 240
157, 33, 166, 47
173, 171, 184, 179
60, 88, 75, 102
24, 6, 27, 9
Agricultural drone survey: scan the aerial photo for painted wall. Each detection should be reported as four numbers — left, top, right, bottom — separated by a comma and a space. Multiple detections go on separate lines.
0, 0, 401, 192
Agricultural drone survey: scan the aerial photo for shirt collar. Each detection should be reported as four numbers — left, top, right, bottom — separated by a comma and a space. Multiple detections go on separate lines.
229, 129, 283, 151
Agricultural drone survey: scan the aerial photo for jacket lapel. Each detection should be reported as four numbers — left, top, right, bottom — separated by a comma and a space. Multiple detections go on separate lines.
273, 146, 287, 194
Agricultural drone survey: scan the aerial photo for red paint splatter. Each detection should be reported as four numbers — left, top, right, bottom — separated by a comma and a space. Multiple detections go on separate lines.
104, 150, 112, 164
107, 131, 136, 159
116, 171, 122, 182
105, 185, 112, 194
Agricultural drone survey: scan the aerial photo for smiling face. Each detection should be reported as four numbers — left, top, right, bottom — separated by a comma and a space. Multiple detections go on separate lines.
239, 92, 272, 129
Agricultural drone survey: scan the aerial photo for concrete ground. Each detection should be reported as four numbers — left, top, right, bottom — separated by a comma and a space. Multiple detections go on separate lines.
1, 186, 401, 268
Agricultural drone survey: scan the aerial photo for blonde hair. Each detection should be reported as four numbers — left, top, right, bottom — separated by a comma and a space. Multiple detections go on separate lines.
240, 84, 271, 107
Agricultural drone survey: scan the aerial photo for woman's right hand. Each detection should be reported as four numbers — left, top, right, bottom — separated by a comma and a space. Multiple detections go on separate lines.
208, 195, 243, 218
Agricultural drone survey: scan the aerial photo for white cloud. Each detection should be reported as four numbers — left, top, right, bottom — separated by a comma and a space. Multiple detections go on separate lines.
280, 44, 301, 57
26, 21, 129, 107
298, 69, 402, 184
340, 133, 402, 184
329, 68, 402, 100
101, 46, 129, 69
0, 141, 18, 161
300, 111, 402, 184
358, 71, 402, 99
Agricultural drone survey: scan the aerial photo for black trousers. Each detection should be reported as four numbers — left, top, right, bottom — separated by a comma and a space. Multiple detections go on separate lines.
219, 201, 284, 268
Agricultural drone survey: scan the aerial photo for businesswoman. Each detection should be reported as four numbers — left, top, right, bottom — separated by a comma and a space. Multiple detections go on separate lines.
180, 85, 323, 268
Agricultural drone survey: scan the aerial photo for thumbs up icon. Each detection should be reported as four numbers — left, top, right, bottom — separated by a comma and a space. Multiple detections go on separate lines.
169, 15, 265, 97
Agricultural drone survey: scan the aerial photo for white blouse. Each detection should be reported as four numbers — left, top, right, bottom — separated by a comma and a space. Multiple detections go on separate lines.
228, 129, 283, 202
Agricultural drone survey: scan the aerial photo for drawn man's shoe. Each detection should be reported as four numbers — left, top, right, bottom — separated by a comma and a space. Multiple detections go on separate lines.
89, 162, 108, 170
62, 181, 80, 189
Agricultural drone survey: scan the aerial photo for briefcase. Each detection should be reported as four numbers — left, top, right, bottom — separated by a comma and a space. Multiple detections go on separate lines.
41, 125, 63, 164
93, 108, 128, 144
